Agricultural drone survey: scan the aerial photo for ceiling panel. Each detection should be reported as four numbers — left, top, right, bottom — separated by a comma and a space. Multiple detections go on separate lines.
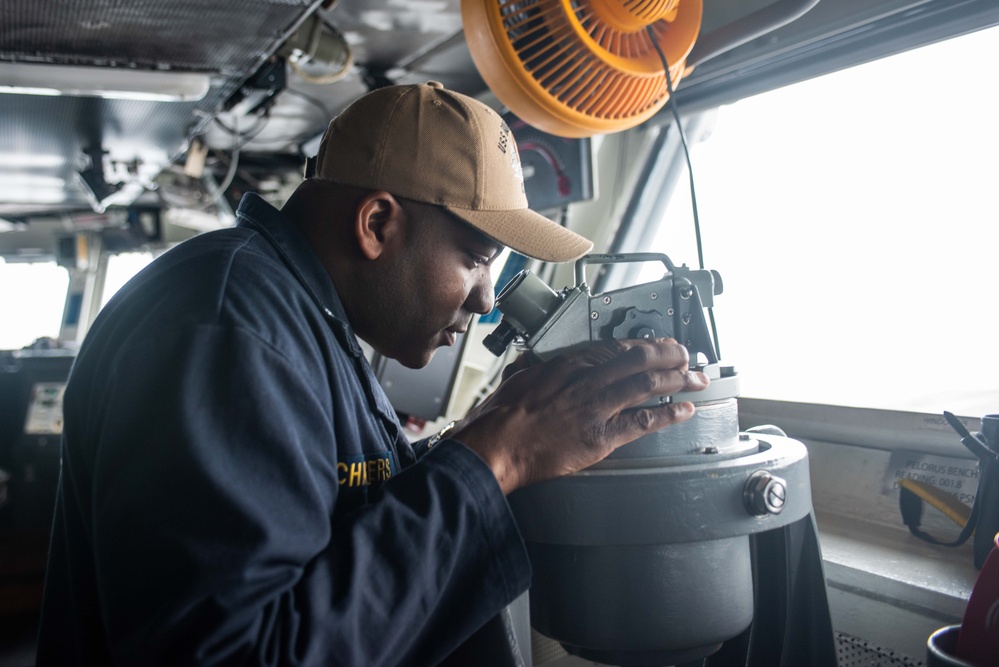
0, 0, 326, 217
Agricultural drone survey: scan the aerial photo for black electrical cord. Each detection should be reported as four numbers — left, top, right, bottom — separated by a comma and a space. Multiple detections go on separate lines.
202, 113, 263, 210
230, 113, 274, 152
213, 113, 267, 139
646, 25, 721, 361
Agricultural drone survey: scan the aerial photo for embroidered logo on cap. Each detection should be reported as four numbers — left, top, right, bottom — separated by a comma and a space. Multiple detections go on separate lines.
499, 119, 525, 192
510, 141, 525, 193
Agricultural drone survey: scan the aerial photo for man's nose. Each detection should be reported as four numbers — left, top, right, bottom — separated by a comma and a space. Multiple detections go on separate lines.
467, 272, 495, 315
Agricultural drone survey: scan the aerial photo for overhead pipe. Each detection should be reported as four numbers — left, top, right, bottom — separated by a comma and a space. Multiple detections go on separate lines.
687, 0, 823, 68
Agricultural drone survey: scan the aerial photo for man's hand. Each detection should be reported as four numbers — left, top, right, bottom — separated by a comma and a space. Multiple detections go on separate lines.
450, 338, 709, 494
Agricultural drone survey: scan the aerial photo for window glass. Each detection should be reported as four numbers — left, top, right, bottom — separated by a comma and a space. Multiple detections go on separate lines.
101, 252, 154, 309
0, 259, 69, 349
637, 26, 999, 415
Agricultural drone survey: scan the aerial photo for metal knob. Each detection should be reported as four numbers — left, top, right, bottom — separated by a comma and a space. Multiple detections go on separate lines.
743, 470, 787, 517
483, 321, 518, 357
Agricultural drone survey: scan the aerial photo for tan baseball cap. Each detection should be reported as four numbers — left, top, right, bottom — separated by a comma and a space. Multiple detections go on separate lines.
314, 81, 593, 263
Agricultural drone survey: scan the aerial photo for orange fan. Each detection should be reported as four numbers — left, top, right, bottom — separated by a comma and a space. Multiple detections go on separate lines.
462, 0, 702, 138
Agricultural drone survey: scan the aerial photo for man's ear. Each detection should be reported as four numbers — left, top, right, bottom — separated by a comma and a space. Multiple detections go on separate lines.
355, 191, 406, 260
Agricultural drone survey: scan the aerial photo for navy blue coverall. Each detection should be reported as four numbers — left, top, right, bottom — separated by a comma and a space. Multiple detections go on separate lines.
36, 193, 531, 666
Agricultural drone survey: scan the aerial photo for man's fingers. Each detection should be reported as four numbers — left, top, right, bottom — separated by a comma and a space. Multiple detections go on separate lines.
572, 338, 692, 387
553, 339, 707, 416
515, 339, 688, 391
503, 339, 707, 418
597, 367, 709, 414
608, 401, 697, 444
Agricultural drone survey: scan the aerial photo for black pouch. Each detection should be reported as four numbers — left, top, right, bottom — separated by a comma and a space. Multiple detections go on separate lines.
900, 413, 999, 569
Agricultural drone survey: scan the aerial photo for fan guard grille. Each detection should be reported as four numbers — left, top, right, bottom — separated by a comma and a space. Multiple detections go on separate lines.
464, 0, 702, 137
